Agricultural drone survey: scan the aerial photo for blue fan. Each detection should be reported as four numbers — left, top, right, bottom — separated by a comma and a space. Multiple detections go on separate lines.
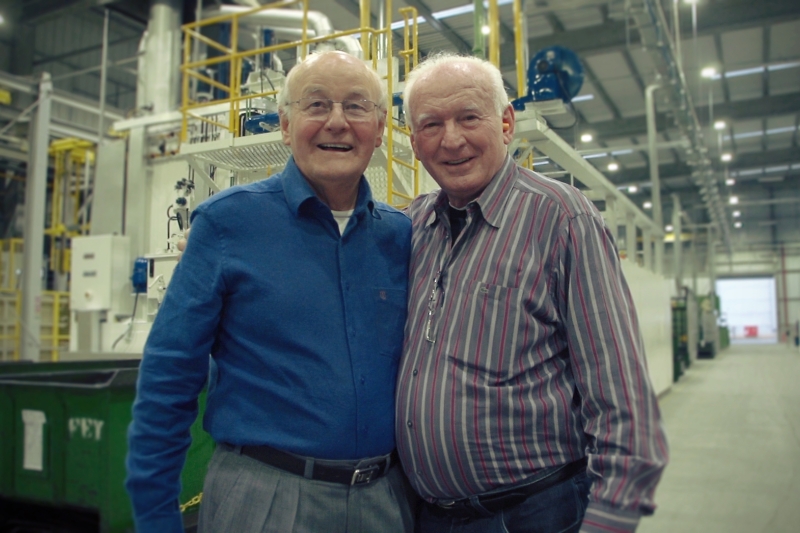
512, 46, 585, 110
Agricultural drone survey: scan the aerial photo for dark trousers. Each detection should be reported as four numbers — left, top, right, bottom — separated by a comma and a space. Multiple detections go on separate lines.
417, 472, 592, 533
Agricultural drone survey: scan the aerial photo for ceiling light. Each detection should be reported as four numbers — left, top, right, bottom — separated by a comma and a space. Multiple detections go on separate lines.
481, 25, 491, 35
732, 210, 741, 217
580, 133, 593, 143
725, 178, 735, 186
721, 153, 732, 162
665, 225, 674, 232
701, 67, 718, 79
608, 162, 619, 171
729, 196, 739, 205
683, 0, 699, 4
0, 14, 5, 25
643, 201, 653, 209
734, 221, 742, 228
627, 184, 638, 193
714, 120, 727, 130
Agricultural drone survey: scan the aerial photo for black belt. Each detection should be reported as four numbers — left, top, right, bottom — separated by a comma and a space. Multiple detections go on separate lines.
235, 443, 396, 486
429, 457, 588, 519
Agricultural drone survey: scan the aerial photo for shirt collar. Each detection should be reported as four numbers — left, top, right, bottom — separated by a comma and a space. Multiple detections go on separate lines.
282, 156, 377, 218
425, 155, 515, 230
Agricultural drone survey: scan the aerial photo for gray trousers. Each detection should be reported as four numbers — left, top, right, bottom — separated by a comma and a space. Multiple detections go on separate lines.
198, 445, 416, 533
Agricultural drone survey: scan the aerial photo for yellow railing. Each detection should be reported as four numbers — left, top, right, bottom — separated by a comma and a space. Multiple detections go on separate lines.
179, 0, 420, 209
385, 5, 419, 208
0, 288, 69, 362
180, 0, 392, 142
0, 238, 23, 290
48, 139, 94, 274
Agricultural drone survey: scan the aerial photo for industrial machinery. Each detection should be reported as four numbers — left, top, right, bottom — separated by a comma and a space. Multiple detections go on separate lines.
3, 0, 680, 529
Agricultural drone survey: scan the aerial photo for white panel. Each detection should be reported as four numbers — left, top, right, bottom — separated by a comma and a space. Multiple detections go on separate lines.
728, 75, 764, 102
622, 262, 673, 396
769, 67, 800, 96
551, 8, 603, 31
721, 27, 763, 66
70, 235, 131, 311
769, 20, 800, 61
573, 79, 614, 123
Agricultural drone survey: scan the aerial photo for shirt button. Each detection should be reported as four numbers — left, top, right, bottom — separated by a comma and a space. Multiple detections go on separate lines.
360, 376, 366, 384
412, 369, 418, 376
407, 421, 413, 428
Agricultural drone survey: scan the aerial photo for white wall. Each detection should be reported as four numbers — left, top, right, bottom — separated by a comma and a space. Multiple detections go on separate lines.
622, 262, 673, 396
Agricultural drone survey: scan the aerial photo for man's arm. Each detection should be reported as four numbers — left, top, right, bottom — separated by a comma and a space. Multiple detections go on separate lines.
558, 212, 669, 533
125, 207, 226, 533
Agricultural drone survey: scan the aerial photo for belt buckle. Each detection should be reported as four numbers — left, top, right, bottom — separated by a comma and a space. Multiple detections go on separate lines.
351, 463, 381, 485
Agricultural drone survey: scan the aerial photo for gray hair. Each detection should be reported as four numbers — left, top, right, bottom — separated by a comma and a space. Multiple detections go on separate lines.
402, 52, 509, 130
277, 50, 387, 119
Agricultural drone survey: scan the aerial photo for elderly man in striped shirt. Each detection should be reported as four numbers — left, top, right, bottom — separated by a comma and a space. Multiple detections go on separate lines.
396, 52, 669, 533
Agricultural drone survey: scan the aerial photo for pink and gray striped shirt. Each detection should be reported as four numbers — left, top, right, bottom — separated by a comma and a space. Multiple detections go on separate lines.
396, 156, 668, 531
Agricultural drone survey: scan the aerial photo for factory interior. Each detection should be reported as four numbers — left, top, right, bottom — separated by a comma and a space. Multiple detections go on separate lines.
0, 0, 798, 531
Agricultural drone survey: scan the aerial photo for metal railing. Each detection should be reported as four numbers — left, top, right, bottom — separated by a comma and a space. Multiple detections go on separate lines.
179, 0, 419, 208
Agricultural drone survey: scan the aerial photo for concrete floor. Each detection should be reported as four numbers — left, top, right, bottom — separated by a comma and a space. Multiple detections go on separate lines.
638, 342, 800, 533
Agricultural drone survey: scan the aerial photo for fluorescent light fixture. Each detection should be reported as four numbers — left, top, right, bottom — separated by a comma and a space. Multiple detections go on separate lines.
610, 149, 633, 156
580, 133, 593, 143
627, 184, 638, 193
683, 0, 699, 4
714, 120, 726, 130
480, 25, 491, 35
390, 0, 514, 29
608, 162, 619, 171
571, 94, 594, 103
734, 221, 742, 228
765, 165, 789, 173
725, 178, 735, 186
583, 152, 607, 160
766, 126, 797, 135
725, 66, 765, 78
721, 153, 732, 162
643, 201, 653, 209
701, 67, 717, 79
665, 225, 674, 232
0, 14, 5, 25
729, 196, 739, 205
767, 61, 800, 72
732, 211, 741, 217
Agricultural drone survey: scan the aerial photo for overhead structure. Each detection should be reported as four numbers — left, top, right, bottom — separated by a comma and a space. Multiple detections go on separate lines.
628, 0, 731, 251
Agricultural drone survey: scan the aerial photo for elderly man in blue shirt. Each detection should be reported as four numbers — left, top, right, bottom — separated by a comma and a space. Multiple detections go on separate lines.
125, 51, 413, 533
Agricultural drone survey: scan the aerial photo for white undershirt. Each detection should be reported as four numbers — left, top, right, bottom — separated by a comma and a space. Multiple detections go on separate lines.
331, 209, 354, 235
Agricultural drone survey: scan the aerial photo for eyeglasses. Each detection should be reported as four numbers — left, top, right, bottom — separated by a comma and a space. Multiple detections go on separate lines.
290, 97, 379, 121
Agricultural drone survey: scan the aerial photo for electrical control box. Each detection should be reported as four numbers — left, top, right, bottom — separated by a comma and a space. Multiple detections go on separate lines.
70, 235, 131, 311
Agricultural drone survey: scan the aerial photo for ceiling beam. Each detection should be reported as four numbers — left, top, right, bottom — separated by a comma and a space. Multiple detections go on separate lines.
501, 0, 800, 71
402, 0, 472, 53
616, 147, 800, 189
22, 0, 119, 24
562, 93, 800, 143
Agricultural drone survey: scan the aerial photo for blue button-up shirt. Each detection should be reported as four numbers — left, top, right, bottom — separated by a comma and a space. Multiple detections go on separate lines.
126, 157, 410, 532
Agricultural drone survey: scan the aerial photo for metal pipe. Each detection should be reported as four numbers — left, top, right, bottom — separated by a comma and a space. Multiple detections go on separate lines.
513, 0, 525, 98
645, 82, 664, 274
473, 0, 486, 58
643, 229, 653, 271
672, 0, 682, 76
97, 9, 110, 142
626, 213, 637, 264
360, 0, 370, 60
673, 193, 683, 291
20, 73, 53, 361
605, 194, 618, 243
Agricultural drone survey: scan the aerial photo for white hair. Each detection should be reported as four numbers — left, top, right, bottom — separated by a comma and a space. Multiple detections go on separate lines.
277, 50, 387, 119
402, 52, 509, 130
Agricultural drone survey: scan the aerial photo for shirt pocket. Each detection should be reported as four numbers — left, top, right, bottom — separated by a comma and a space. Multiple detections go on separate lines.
448, 280, 523, 383
369, 287, 407, 360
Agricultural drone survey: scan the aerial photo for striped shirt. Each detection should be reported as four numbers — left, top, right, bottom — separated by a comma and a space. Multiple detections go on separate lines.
396, 156, 668, 531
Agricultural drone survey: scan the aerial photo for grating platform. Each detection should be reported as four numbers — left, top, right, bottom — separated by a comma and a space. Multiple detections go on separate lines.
179, 132, 291, 172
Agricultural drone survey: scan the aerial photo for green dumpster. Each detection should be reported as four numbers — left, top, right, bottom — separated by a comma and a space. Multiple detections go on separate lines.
0, 361, 213, 533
